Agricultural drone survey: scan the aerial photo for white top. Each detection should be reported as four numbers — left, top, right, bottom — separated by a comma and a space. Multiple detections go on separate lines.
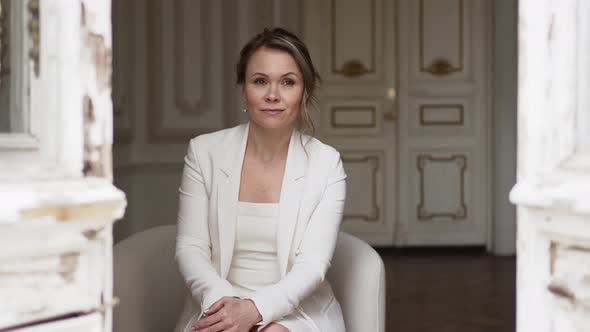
226, 201, 317, 331
227, 201, 281, 293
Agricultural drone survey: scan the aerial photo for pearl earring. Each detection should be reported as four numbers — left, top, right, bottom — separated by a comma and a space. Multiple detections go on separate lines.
242, 108, 247, 113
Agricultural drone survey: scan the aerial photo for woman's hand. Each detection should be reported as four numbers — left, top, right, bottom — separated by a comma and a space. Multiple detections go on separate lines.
192, 297, 262, 332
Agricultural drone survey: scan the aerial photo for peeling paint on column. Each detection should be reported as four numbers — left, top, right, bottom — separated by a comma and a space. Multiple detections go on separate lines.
83, 95, 112, 178
511, 0, 590, 331
80, 0, 113, 180
0, 0, 124, 330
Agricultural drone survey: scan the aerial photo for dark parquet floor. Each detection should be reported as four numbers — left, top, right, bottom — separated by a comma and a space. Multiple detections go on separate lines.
377, 247, 516, 332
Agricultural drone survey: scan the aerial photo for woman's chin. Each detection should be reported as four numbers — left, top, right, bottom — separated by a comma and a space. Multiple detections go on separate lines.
250, 118, 296, 131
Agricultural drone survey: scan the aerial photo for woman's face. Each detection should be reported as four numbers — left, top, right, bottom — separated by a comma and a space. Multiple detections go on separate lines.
242, 47, 304, 131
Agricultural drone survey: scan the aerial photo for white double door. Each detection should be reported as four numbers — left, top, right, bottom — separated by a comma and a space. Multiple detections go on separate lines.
303, 0, 492, 246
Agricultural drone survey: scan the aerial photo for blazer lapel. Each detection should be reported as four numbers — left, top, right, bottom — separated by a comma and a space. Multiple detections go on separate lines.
217, 123, 249, 278
277, 129, 307, 276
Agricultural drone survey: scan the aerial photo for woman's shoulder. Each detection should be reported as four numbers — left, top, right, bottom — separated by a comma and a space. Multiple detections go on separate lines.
301, 135, 347, 182
188, 124, 246, 152
301, 134, 342, 164
303, 134, 339, 155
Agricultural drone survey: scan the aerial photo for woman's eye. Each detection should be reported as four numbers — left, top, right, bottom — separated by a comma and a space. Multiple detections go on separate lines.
254, 78, 266, 85
282, 79, 295, 86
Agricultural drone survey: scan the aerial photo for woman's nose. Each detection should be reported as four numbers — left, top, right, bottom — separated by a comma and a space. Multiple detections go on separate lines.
265, 85, 280, 102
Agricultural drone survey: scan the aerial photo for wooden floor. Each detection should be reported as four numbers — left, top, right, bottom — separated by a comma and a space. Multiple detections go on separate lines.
377, 247, 516, 332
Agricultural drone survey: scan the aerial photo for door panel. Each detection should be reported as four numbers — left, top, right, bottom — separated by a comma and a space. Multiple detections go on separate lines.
322, 0, 384, 83
304, 0, 397, 245
414, 0, 469, 80
304, 0, 490, 246
398, 0, 490, 245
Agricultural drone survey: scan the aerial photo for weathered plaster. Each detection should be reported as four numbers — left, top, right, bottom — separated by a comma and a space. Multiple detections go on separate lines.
80, 0, 113, 180
0, 1, 123, 331
512, 0, 590, 331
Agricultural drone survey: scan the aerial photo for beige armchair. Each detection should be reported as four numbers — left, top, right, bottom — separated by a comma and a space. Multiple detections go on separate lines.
113, 225, 385, 332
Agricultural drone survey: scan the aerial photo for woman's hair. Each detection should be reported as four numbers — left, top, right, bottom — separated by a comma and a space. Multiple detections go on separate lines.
236, 27, 321, 137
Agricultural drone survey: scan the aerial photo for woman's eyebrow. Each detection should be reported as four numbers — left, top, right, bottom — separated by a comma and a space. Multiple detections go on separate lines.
249, 72, 301, 78
281, 72, 300, 78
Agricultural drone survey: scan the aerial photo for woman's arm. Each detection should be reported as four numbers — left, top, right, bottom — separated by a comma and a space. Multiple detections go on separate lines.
176, 138, 240, 313
248, 152, 347, 327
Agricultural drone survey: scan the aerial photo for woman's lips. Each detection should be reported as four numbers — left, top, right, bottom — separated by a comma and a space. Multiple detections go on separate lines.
260, 108, 284, 115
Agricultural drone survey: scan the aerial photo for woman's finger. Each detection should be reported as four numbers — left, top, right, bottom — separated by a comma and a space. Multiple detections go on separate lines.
205, 297, 226, 315
198, 319, 232, 332
192, 310, 222, 330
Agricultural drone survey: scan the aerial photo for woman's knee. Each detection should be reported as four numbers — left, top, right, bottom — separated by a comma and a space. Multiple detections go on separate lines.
260, 323, 290, 332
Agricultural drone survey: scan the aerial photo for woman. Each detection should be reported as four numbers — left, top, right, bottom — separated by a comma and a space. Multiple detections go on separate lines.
174, 28, 347, 332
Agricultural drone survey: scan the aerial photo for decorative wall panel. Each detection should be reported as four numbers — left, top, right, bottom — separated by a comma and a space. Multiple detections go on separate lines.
321, 0, 385, 81
416, 154, 467, 220
419, 104, 463, 126
331, 0, 375, 77
322, 98, 382, 135
252, 0, 273, 32
332, 106, 375, 128
147, 0, 226, 142
419, 0, 464, 76
112, 0, 133, 142
342, 155, 381, 221
175, 0, 205, 115
407, 97, 473, 137
331, 107, 376, 128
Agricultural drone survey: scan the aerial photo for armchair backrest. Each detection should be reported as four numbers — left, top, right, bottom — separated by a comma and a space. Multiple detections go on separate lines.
113, 225, 185, 332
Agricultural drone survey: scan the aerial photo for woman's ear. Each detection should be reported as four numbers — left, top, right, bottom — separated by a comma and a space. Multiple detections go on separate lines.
240, 86, 246, 106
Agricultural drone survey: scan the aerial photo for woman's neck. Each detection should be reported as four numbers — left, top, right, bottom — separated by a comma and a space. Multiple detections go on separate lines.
246, 122, 294, 162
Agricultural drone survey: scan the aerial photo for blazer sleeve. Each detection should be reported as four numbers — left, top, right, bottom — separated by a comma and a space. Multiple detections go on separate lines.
248, 151, 347, 327
175, 138, 240, 313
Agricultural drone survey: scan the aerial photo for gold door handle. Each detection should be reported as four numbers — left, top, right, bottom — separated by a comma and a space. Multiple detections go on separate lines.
384, 110, 398, 121
384, 87, 398, 122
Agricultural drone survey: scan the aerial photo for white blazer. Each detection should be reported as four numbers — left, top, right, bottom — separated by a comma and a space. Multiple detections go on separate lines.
175, 123, 347, 331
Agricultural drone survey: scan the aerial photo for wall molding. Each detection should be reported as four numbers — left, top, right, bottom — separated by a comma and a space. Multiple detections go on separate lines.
174, 0, 208, 115
342, 155, 380, 221
146, 0, 227, 143
113, 0, 134, 143
331, 106, 377, 129
419, 103, 464, 126
417, 154, 467, 220
331, 0, 376, 77
418, 0, 464, 76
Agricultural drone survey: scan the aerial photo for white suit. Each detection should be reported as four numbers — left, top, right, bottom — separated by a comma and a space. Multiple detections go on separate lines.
174, 123, 347, 331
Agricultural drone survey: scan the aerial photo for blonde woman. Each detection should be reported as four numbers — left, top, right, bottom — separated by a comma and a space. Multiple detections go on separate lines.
174, 28, 347, 332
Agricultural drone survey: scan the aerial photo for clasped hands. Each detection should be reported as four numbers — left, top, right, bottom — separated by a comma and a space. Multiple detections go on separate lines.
192, 297, 262, 332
